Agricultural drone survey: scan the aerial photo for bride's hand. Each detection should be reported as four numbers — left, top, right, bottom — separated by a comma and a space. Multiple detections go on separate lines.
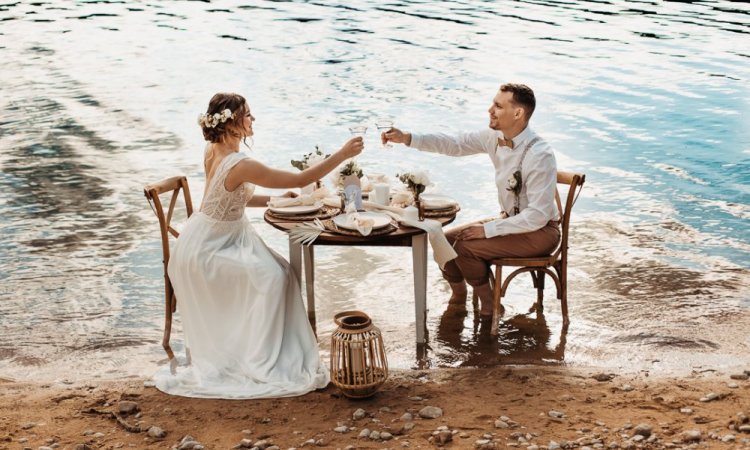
339, 137, 364, 159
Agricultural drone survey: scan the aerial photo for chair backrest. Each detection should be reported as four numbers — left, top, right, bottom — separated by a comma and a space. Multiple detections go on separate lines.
554, 171, 585, 262
143, 175, 194, 310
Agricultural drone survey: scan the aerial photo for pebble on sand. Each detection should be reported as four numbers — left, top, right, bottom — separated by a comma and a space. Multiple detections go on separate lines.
419, 406, 443, 419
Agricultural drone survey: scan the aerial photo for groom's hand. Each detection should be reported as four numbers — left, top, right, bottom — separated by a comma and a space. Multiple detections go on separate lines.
457, 225, 486, 241
383, 128, 412, 146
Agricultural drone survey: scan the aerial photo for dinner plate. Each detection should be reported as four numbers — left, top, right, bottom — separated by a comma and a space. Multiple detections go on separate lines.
419, 193, 457, 210
333, 212, 391, 230
268, 202, 323, 215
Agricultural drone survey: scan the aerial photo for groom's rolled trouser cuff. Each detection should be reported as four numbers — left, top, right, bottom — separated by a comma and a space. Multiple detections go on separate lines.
441, 221, 560, 287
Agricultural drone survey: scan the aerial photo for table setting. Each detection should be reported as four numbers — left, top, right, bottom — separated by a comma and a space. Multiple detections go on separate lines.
264, 152, 461, 269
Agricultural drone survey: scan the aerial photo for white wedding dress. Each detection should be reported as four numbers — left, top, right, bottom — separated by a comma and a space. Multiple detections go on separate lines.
152, 151, 329, 398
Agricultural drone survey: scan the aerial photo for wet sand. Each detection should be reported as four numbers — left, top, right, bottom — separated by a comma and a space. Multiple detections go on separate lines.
2, 367, 749, 450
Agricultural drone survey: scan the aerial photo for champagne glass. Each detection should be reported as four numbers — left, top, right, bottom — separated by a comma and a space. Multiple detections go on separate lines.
348, 125, 367, 138
375, 118, 393, 148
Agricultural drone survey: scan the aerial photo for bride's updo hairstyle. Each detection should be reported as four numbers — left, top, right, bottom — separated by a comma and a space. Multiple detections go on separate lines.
200, 93, 249, 143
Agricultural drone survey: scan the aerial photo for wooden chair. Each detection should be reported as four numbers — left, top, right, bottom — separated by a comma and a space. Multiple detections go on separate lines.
474, 171, 585, 335
143, 175, 194, 361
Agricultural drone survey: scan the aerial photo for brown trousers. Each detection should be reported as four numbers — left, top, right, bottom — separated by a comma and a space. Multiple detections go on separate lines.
442, 220, 560, 287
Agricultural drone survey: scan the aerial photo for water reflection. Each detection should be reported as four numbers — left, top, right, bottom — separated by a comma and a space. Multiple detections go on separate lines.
427, 304, 567, 368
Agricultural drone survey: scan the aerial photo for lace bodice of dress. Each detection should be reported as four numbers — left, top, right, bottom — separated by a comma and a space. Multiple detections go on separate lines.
200, 152, 255, 221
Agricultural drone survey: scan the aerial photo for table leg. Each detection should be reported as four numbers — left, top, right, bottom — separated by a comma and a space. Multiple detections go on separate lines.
288, 238, 302, 291
411, 233, 428, 344
303, 245, 316, 321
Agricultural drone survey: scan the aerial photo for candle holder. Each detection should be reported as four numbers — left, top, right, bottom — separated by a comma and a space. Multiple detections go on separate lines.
415, 196, 425, 221
330, 311, 388, 399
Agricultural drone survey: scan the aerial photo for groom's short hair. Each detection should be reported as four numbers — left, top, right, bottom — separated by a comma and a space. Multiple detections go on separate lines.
500, 83, 536, 121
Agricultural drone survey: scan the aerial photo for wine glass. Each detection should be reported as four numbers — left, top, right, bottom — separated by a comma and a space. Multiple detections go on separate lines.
375, 118, 393, 148
348, 125, 367, 138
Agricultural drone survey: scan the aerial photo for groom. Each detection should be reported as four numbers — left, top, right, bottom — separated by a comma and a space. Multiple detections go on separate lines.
383, 83, 561, 316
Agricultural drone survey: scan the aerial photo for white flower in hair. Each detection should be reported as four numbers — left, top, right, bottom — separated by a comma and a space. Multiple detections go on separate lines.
198, 108, 236, 129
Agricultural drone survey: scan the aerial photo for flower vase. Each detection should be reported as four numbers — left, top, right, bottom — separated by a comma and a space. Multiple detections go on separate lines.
415, 195, 425, 221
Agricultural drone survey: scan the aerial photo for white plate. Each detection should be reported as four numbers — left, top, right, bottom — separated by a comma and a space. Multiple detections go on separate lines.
269, 202, 322, 215
419, 193, 457, 210
333, 212, 391, 230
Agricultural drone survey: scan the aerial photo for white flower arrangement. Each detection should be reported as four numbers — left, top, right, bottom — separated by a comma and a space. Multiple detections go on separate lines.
197, 108, 234, 129
397, 170, 431, 198
331, 159, 364, 188
291, 145, 330, 171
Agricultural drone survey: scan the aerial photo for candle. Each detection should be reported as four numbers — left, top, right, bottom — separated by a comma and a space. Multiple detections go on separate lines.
373, 183, 390, 206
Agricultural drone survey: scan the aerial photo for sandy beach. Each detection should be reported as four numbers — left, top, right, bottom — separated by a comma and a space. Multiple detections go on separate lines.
2, 367, 749, 450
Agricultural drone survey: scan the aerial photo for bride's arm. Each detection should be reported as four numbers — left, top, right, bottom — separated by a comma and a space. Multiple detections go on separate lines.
245, 191, 295, 208
246, 194, 271, 207
226, 137, 363, 191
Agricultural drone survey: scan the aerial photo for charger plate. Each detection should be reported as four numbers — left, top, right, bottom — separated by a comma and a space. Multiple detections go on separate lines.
322, 218, 398, 237
423, 204, 461, 218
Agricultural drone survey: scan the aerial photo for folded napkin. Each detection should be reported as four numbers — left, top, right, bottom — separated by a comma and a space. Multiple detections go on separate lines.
362, 201, 458, 269
268, 195, 318, 209
268, 186, 338, 208
390, 190, 414, 208
344, 212, 375, 236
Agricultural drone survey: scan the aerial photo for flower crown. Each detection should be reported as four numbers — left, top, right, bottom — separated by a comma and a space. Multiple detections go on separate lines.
197, 108, 234, 129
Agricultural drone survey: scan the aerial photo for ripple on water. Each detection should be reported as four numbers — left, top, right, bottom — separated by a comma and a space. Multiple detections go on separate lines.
0, 0, 748, 381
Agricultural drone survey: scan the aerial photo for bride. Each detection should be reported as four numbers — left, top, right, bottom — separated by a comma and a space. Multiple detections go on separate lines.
153, 92, 363, 398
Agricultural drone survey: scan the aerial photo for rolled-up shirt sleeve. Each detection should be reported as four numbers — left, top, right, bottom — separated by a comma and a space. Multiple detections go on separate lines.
410, 130, 492, 156
483, 150, 559, 238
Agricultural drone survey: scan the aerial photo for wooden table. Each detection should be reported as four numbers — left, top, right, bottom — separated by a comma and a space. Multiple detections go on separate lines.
264, 211, 456, 344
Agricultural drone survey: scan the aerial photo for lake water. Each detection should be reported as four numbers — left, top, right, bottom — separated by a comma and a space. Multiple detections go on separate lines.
1, 0, 748, 383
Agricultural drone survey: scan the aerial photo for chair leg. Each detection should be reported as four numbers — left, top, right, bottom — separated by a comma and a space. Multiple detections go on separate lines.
490, 266, 503, 336
162, 292, 175, 361
536, 270, 545, 312
561, 262, 569, 326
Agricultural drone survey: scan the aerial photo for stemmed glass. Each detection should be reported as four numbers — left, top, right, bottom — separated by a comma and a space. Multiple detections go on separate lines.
348, 125, 368, 138
375, 118, 394, 148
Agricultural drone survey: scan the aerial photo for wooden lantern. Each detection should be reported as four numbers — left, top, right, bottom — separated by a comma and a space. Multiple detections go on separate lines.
330, 311, 388, 398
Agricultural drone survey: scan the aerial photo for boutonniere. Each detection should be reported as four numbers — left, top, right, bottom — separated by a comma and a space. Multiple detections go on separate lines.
506, 170, 522, 196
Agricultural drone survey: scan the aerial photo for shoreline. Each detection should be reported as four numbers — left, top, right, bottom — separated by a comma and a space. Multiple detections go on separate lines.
2, 366, 749, 449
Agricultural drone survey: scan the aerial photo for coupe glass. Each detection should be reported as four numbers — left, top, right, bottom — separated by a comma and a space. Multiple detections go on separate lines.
348, 125, 368, 138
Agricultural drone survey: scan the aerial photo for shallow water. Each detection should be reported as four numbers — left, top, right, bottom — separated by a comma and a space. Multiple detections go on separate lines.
0, 0, 748, 382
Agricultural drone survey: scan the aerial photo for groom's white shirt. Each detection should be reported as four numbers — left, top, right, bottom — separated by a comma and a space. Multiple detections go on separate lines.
410, 126, 560, 239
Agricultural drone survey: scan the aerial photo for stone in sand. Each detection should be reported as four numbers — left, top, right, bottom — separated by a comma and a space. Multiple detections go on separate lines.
633, 424, 652, 438
699, 392, 720, 402
419, 406, 443, 419
680, 430, 701, 442
592, 373, 615, 382
352, 408, 366, 420
147, 426, 166, 438
118, 401, 139, 415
